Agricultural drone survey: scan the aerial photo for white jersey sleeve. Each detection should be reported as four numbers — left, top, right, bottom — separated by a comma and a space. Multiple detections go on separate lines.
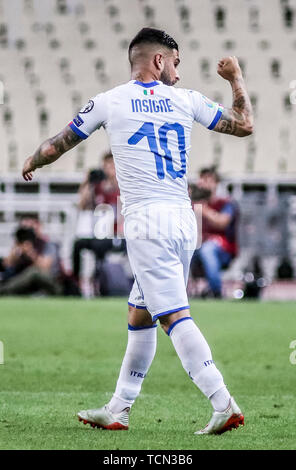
69, 93, 108, 139
187, 90, 224, 130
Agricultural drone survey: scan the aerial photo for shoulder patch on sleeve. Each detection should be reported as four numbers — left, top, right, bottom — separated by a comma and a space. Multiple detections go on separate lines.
73, 115, 84, 127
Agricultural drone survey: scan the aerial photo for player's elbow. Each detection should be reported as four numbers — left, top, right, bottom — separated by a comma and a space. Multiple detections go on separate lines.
40, 140, 57, 158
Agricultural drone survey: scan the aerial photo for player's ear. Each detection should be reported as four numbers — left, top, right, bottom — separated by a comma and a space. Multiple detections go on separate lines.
154, 53, 164, 72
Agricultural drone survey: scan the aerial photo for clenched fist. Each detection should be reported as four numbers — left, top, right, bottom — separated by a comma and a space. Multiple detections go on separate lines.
217, 56, 243, 82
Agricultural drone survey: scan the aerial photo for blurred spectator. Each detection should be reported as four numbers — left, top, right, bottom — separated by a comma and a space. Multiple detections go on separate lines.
0, 217, 80, 296
19, 216, 62, 281
276, 257, 294, 279
190, 166, 239, 298
0, 225, 63, 296
72, 152, 126, 290
242, 256, 265, 299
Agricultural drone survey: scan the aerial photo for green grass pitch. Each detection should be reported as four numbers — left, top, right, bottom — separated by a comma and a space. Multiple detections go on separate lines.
0, 297, 295, 450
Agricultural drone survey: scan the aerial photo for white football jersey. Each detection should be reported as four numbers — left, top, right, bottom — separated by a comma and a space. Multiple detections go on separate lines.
69, 80, 223, 215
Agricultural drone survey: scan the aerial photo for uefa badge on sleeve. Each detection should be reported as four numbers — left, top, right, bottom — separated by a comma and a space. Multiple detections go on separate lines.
79, 100, 94, 113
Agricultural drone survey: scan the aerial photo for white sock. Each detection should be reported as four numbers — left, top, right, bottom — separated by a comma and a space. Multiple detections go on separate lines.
209, 386, 231, 412
169, 317, 226, 399
108, 325, 157, 413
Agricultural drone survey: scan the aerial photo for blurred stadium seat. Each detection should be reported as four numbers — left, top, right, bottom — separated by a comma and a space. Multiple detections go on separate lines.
1, 0, 295, 175
0, 0, 295, 288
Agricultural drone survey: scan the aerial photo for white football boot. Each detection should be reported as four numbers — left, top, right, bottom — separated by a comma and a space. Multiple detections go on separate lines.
195, 397, 244, 435
78, 404, 130, 430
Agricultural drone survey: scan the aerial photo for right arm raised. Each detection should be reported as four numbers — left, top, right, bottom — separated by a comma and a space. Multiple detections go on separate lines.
213, 56, 254, 137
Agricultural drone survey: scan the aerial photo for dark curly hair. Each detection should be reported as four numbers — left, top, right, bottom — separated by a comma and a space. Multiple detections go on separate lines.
128, 27, 178, 64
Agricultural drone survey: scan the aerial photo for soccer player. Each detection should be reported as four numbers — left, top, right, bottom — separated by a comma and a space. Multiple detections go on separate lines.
22, 28, 253, 434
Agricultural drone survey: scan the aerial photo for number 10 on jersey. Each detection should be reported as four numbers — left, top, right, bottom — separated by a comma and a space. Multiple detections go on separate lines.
128, 122, 187, 180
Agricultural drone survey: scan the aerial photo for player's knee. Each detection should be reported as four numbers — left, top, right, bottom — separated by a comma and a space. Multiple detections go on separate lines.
159, 309, 191, 334
159, 320, 170, 334
128, 305, 155, 328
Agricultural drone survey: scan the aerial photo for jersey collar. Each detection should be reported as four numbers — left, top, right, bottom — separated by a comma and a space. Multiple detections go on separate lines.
133, 80, 161, 88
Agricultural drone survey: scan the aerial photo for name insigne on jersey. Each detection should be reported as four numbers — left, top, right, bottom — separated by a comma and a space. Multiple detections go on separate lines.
131, 98, 173, 113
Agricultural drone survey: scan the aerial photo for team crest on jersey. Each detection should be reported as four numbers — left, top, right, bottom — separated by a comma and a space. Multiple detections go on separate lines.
79, 99, 94, 113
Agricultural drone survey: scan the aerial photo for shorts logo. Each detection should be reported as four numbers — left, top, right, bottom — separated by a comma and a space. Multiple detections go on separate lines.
79, 100, 94, 113
73, 115, 84, 127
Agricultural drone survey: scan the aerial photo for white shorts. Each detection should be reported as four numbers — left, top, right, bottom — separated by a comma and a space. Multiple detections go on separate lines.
125, 203, 197, 322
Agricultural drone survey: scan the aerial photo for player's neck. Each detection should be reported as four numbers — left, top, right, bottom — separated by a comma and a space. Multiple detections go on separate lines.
131, 70, 159, 83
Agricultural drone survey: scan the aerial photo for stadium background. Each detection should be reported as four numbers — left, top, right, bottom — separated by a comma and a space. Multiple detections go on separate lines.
0, 0, 296, 452
1, 0, 296, 299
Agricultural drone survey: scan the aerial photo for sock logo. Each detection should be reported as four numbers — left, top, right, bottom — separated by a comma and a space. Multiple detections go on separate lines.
203, 359, 214, 367
130, 370, 146, 378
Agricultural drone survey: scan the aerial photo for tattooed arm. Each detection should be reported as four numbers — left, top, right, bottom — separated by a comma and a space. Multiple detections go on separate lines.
213, 56, 254, 137
22, 126, 83, 181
